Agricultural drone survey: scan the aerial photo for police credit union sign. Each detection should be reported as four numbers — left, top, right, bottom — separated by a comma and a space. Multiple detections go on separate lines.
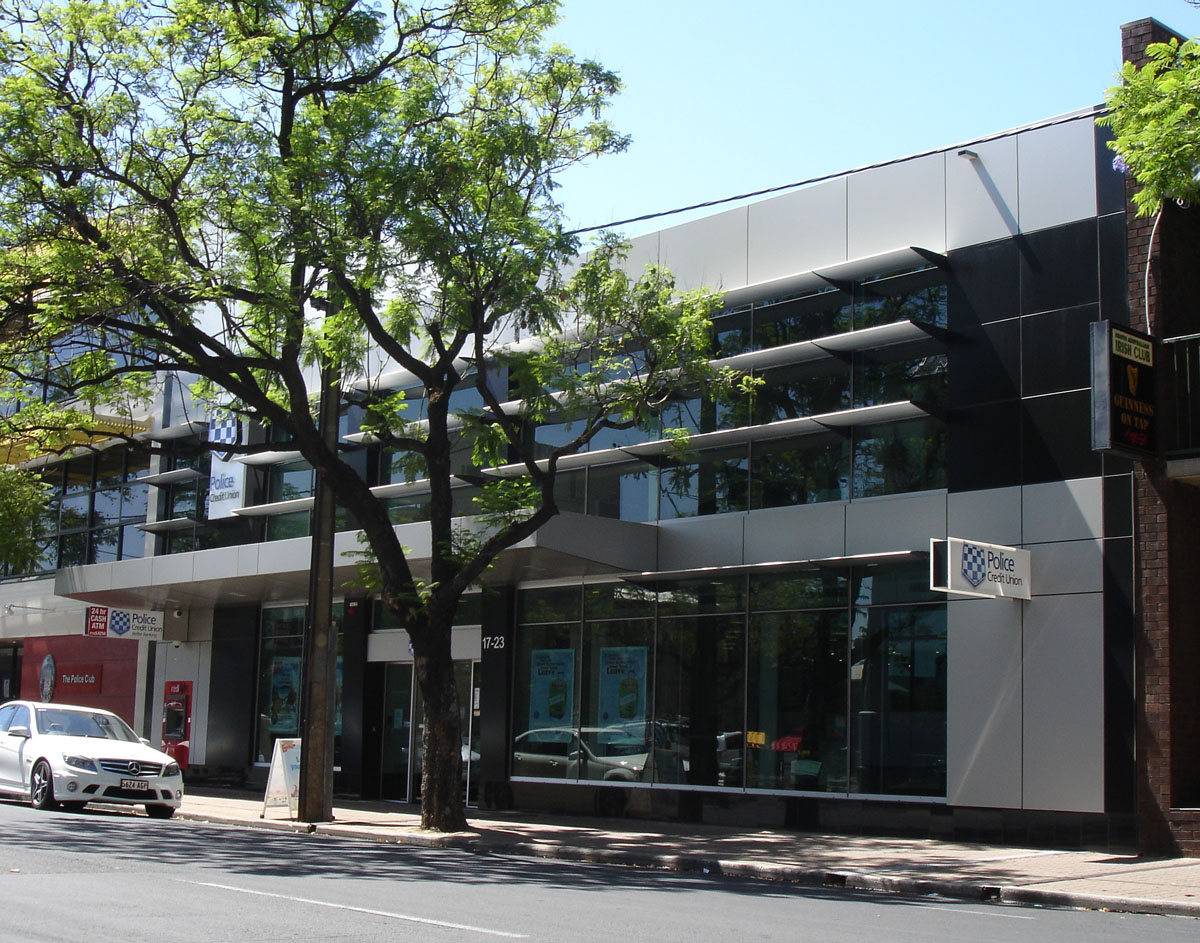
85, 606, 165, 641
930, 538, 1032, 600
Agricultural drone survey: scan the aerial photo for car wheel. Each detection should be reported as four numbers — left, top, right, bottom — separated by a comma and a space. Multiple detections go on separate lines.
145, 804, 175, 819
30, 760, 58, 810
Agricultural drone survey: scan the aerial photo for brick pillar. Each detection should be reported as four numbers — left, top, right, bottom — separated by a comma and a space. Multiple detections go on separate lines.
1121, 18, 1200, 857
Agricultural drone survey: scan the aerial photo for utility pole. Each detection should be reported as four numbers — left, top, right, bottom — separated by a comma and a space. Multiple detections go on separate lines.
297, 342, 339, 823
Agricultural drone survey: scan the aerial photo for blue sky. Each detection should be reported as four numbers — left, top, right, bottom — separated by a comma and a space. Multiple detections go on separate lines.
546, 1, 1199, 238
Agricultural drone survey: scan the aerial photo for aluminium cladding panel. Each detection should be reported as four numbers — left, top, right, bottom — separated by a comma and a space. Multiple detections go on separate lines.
644, 204, 750, 295
746, 177, 850, 286
846, 152, 947, 260
654, 513, 745, 572
946, 135, 1020, 249
844, 491, 947, 557
743, 501, 847, 565
1016, 115, 1099, 235
947, 596, 1023, 808
947, 486, 1023, 548
1021, 478, 1105, 544
1021, 591, 1106, 812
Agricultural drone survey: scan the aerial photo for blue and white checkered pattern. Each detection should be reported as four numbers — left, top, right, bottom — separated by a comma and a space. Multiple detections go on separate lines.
109, 610, 131, 636
960, 543, 988, 587
208, 413, 240, 446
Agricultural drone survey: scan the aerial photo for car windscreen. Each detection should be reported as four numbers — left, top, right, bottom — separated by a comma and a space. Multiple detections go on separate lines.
34, 708, 140, 741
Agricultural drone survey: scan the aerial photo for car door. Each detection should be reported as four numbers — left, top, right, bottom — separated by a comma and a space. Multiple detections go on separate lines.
0, 703, 28, 789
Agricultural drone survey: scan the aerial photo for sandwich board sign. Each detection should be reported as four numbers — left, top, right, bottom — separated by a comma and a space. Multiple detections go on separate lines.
261, 738, 301, 820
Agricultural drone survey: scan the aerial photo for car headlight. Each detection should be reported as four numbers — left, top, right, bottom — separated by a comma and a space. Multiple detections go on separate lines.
62, 755, 97, 772
163, 762, 180, 777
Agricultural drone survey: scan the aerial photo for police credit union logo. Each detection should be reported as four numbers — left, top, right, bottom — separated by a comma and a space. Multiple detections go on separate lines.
960, 542, 988, 587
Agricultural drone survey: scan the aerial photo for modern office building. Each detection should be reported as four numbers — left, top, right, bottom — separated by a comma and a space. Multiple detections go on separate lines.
1, 17, 1196, 856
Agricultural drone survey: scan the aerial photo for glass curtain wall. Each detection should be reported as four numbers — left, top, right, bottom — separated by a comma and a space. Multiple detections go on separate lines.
511, 564, 947, 799
254, 604, 344, 766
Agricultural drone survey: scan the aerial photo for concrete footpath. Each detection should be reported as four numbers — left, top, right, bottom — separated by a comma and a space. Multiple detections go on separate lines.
176, 790, 1200, 919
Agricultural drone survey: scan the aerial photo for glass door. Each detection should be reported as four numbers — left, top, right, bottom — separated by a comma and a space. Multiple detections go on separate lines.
380, 663, 414, 801
409, 660, 481, 807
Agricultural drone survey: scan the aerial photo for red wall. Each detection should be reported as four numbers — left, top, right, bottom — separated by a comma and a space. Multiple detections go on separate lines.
19, 635, 139, 722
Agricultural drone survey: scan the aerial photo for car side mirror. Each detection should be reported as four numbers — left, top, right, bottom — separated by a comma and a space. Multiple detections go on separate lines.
140, 738, 151, 747
7, 725, 30, 739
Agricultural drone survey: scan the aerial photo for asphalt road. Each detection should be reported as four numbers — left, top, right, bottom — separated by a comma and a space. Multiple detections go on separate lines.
0, 800, 1195, 943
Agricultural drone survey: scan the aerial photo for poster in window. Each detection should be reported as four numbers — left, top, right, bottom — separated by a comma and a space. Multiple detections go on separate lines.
529, 649, 574, 730
598, 646, 647, 725
268, 657, 301, 734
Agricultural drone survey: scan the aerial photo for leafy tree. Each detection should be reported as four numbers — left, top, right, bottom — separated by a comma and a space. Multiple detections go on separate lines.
1102, 35, 1200, 214
0, 0, 734, 830
0, 467, 52, 575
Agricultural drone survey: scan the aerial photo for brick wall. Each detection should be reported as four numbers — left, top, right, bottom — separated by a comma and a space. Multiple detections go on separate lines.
1122, 18, 1200, 857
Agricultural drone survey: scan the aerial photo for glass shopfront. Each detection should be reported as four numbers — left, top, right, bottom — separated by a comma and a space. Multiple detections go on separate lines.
253, 604, 344, 766
511, 564, 946, 799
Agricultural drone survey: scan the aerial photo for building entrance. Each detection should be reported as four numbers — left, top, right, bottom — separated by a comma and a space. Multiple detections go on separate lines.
379, 660, 481, 805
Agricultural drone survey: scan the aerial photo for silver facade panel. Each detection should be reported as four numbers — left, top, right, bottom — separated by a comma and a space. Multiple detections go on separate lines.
1022, 591, 1106, 813
847, 152, 947, 260
746, 177, 849, 285
845, 491, 947, 556
1022, 478, 1105, 544
743, 502, 848, 565
947, 596, 1023, 808
947, 486, 1023, 548
1030, 539, 1105, 596
1016, 117, 1099, 234
946, 135, 1020, 249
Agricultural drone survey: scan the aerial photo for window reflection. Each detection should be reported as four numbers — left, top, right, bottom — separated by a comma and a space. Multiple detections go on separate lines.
512, 570, 947, 801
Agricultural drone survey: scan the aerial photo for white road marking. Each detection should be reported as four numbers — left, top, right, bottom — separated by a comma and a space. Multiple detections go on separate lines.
923, 906, 1035, 920
181, 880, 528, 938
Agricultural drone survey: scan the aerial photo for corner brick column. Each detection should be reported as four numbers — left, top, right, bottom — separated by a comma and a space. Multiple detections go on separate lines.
1122, 18, 1200, 857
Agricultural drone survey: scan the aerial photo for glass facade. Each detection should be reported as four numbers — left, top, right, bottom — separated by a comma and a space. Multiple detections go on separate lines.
253, 604, 344, 765
16, 448, 151, 574
511, 565, 946, 799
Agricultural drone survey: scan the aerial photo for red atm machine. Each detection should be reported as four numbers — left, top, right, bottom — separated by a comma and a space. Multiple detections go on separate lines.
161, 680, 192, 769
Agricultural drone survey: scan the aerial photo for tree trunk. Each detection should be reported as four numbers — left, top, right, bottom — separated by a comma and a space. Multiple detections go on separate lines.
414, 622, 468, 832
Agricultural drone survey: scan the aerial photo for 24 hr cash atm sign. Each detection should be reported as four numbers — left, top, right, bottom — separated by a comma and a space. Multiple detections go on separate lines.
86, 606, 165, 641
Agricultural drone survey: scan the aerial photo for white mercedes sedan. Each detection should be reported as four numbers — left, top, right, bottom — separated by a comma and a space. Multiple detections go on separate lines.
0, 701, 183, 818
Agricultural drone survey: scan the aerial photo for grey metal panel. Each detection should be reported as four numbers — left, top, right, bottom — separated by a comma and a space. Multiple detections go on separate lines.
947, 486, 1023, 547
655, 515, 745, 572
1016, 116, 1098, 234
947, 596, 1023, 808
946, 136, 1020, 249
1022, 592, 1105, 812
622, 229, 661, 281
1022, 478, 1104, 543
654, 205, 749, 294
191, 546, 240, 582
1031, 539, 1104, 596
743, 502, 846, 564
845, 491, 947, 555
746, 177, 848, 285
150, 552, 193, 585
846, 153, 946, 260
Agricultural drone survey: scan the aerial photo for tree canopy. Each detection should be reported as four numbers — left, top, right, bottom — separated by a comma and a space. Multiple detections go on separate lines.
0, 0, 734, 829
1103, 36, 1200, 215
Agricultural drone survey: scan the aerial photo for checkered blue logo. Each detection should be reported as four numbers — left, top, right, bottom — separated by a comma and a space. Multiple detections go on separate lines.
109, 610, 131, 636
208, 414, 239, 446
961, 543, 988, 587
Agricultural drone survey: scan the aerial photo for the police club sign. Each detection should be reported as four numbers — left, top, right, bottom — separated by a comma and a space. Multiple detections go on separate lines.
930, 538, 1032, 600
85, 606, 165, 641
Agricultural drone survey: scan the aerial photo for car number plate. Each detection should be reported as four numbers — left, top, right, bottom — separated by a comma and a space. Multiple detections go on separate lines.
120, 778, 149, 791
